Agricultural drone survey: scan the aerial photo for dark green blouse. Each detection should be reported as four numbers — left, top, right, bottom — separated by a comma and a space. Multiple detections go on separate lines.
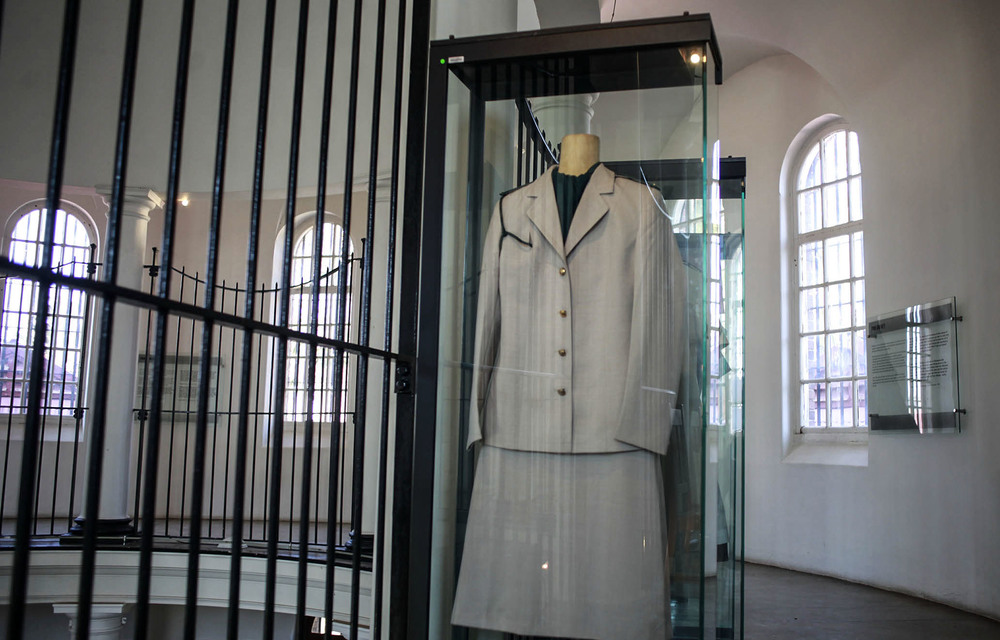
552, 162, 599, 241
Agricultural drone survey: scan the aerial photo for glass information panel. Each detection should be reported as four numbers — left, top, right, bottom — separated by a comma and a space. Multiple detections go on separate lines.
420, 16, 743, 640
867, 297, 962, 433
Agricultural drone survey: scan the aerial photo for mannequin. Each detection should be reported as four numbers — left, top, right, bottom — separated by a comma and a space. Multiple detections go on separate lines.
556, 133, 600, 175
452, 128, 681, 640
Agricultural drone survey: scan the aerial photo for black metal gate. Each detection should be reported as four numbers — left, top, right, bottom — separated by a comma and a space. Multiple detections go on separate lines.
0, 0, 432, 637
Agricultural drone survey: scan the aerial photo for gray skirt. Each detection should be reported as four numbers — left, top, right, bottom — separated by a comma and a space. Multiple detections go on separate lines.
451, 444, 670, 640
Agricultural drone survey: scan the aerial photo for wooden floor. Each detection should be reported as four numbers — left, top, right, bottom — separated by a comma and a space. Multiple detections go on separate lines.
741, 563, 1000, 640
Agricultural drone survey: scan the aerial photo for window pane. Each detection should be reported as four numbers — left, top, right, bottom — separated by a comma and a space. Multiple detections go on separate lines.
797, 189, 822, 233
827, 331, 853, 378
849, 176, 863, 221
823, 182, 849, 228
798, 145, 821, 190
800, 287, 825, 333
822, 131, 848, 182
801, 334, 825, 380
801, 383, 827, 428
824, 234, 851, 282
855, 329, 867, 377
848, 131, 861, 176
830, 380, 854, 427
856, 380, 868, 427
853, 280, 866, 327
826, 283, 851, 330
852, 232, 864, 277
799, 241, 823, 286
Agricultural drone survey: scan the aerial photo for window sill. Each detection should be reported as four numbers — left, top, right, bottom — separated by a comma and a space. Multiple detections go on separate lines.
784, 434, 869, 467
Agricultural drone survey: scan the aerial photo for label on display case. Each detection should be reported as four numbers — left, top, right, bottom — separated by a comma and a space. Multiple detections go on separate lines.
866, 297, 962, 433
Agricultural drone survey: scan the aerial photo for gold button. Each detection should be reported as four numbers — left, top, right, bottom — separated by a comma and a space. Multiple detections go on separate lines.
559, 267, 567, 276
558, 349, 566, 356
556, 388, 566, 396
559, 309, 567, 317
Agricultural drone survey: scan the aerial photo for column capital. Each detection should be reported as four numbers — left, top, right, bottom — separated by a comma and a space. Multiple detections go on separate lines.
53, 603, 129, 639
95, 186, 164, 221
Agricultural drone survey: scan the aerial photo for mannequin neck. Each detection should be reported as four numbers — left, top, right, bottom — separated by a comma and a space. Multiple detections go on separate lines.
557, 134, 600, 176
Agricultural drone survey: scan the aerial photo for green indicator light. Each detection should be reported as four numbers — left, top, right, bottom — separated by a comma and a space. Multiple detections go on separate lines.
440, 58, 446, 64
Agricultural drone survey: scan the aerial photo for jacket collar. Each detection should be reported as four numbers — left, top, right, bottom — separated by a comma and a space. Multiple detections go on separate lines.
524, 163, 615, 259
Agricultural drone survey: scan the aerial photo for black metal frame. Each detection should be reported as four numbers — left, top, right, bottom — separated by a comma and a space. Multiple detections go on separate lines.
0, 0, 433, 639
411, 14, 726, 640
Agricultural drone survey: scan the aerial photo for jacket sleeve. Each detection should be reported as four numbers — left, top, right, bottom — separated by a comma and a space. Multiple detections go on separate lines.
614, 188, 686, 455
467, 200, 504, 449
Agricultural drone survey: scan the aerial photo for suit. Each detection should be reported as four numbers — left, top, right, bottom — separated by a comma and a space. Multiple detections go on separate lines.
469, 163, 687, 455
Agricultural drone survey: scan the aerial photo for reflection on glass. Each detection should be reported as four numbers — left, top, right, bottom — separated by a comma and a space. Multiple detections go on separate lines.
824, 234, 850, 281
801, 334, 825, 380
852, 231, 865, 277
826, 282, 851, 330
799, 241, 823, 286
798, 189, 822, 233
855, 329, 867, 376
822, 130, 848, 183
823, 181, 849, 227
849, 176, 864, 221
802, 383, 827, 428
853, 280, 866, 327
800, 287, 824, 332
827, 331, 853, 378
856, 379, 868, 426
830, 380, 853, 427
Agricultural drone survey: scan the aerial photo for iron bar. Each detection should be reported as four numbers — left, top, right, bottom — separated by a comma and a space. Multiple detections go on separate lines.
133, 0, 198, 635
182, 0, 239, 634
7, 0, 82, 636
133, 251, 159, 530
372, 0, 407, 633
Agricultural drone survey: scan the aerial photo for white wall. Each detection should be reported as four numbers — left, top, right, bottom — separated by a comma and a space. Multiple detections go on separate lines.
721, 2, 1000, 620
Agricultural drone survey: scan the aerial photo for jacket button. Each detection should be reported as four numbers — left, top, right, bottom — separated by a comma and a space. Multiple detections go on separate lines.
558, 309, 567, 317
558, 349, 566, 356
559, 267, 567, 276
556, 388, 566, 396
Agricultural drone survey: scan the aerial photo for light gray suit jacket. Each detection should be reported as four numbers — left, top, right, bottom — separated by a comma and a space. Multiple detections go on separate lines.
469, 164, 686, 455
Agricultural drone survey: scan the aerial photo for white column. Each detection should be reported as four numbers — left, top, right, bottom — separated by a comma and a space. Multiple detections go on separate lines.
74, 187, 162, 535
53, 604, 128, 640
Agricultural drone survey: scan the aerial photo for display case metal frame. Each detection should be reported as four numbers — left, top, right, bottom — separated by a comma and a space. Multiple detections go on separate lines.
407, 14, 741, 640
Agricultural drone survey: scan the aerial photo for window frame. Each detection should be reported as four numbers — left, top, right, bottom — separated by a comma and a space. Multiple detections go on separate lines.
0, 200, 100, 425
788, 120, 868, 441
270, 213, 357, 440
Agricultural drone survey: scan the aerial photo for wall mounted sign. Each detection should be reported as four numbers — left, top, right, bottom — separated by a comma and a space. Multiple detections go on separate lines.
866, 297, 962, 433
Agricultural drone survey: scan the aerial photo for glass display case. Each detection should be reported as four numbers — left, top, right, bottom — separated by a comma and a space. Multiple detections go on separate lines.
413, 14, 744, 639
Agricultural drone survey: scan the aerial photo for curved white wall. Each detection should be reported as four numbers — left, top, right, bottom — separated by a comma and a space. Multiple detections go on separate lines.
723, 2, 1000, 618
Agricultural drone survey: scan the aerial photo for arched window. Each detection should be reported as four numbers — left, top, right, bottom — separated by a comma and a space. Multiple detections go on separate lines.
793, 126, 867, 432
284, 221, 354, 423
1, 205, 96, 415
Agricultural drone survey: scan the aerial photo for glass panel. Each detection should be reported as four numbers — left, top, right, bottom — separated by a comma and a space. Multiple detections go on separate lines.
801, 334, 825, 380
824, 234, 850, 282
798, 144, 821, 189
853, 279, 866, 327
802, 382, 827, 428
822, 130, 848, 183
856, 379, 868, 427
798, 188, 822, 233
830, 380, 854, 427
822, 181, 849, 228
800, 287, 824, 333
852, 231, 865, 277
849, 176, 863, 221
826, 282, 851, 330
827, 331, 853, 378
799, 241, 823, 286
855, 329, 867, 376
848, 131, 861, 175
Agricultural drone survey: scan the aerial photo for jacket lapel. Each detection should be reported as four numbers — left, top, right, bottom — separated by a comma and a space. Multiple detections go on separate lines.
564, 163, 614, 256
525, 166, 566, 258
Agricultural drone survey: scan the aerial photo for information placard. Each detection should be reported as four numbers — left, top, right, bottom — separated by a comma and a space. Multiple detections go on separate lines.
866, 297, 961, 433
